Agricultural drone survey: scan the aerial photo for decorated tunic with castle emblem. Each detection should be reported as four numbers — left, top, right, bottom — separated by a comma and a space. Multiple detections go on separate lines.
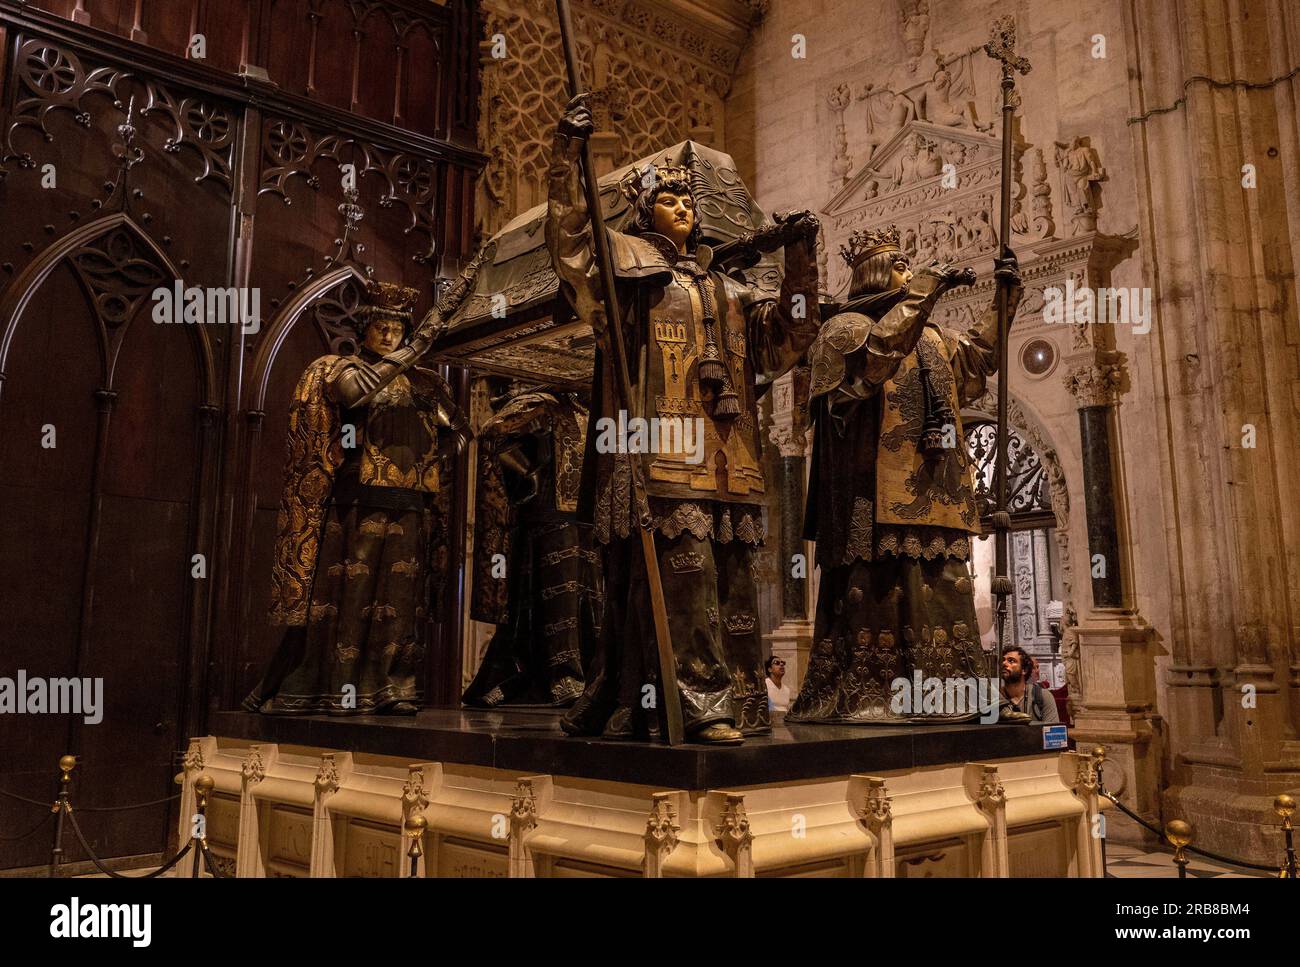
546, 130, 819, 544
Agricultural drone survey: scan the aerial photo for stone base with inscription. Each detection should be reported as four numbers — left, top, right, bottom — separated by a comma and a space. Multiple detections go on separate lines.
178, 709, 1108, 877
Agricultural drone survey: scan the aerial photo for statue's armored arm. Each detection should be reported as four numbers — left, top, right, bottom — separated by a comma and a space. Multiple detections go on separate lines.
330, 254, 485, 410
948, 250, 1024, 405
854, 265, 967, 387
745, 211, 823, 383
545, 97, 608, 338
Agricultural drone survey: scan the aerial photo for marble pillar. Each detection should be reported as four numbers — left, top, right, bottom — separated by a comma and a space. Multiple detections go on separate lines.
1064, 357, 1161, 844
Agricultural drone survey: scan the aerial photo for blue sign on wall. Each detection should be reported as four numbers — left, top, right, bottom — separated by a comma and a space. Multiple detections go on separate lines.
1043, 725, 1068, 750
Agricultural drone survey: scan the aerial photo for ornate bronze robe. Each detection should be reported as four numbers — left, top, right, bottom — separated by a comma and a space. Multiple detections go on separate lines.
245, 351, 463, 714
789, 279, 999, 724
547, 130, 819, 736
463, 390, 601, 707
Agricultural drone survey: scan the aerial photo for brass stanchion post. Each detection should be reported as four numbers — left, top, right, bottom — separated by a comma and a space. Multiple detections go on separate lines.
47, 755, 77, 878
191, 775, 213, 878
1092, 746, 1108, 876
1166, 819, 1193, 880
406, 813, 427, 878
1276, 794, 1296, 879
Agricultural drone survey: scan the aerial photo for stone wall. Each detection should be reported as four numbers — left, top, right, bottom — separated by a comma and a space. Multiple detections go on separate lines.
729, 0, 1300, 857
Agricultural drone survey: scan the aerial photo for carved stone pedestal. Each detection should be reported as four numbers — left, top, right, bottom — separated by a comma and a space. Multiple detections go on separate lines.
1067, 612, 1162, 844
190, 711, 1106, 877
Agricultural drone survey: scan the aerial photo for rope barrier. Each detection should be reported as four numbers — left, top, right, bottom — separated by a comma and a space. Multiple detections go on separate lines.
73, 792, 182, 812
199, 840, 228, 878
0, 786, 56, 808
0, 809, 53, 842
63, 806, 194, 879
0, 783, 180, 813
1099, 789, 1276, 873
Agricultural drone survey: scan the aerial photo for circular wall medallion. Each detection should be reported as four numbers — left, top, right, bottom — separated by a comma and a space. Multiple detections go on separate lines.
1021, 338, 1056, 378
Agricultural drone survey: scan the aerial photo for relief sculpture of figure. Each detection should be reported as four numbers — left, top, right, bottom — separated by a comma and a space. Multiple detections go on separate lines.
547, 94, 821, 743
243, 263, 480, 715
462, 383, 601, 708
788, 226, 1023, 724
1056, 136, 1106, 234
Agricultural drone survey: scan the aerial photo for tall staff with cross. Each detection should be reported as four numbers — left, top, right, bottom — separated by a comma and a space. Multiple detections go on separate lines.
983, 16, 1031, 709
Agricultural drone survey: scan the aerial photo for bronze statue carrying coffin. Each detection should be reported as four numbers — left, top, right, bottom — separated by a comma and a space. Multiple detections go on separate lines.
463, 384, 600, 708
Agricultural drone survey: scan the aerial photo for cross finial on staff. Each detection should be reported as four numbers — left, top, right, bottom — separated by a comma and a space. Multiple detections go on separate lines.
983, 15, 1031, 79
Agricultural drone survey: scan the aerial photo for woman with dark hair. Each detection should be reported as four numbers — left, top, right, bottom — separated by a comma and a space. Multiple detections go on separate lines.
765, 655, 790, 713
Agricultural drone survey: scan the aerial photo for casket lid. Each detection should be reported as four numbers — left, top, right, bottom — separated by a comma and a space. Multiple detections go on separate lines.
433, 140, 780, 388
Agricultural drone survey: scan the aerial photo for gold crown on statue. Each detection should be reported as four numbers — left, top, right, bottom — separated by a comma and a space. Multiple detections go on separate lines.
363, 280, 420, 316
839, 226, 902, 267
617, 162, 693, 202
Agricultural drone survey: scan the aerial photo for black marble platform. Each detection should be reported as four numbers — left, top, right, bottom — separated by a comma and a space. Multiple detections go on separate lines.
211, 708, 1054, 789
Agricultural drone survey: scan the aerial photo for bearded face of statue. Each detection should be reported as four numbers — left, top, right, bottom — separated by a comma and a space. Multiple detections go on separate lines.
651, 190, 696, 253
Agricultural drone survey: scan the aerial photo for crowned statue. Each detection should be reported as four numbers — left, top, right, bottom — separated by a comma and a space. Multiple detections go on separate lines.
787, 226, 1023, 723
243, 266, 479, 716
546, 94, 821, 744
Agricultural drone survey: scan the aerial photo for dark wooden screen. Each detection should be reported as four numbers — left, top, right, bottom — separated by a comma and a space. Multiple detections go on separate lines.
0, 0, 481, 871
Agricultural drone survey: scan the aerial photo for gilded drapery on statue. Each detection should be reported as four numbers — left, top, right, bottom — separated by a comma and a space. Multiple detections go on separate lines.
789, 226, 1023, 724
463, 385, 601, 707
545, 95, 822, 743
244, 267, 479, 715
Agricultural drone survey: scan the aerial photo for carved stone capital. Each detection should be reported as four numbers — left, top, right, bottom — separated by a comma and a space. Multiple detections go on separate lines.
977, 765, 1005, 810
716, 793, 752, 861
240, 746, 265, 785
1074, 749, 1100, 793
863, 777, 892, 829
1064, 360, 1122, 408
644, 792, 680, 857
510, 778, 539, 834
182, 738, 204, 772
314, 753, 340, 795
402, 765, 429, 814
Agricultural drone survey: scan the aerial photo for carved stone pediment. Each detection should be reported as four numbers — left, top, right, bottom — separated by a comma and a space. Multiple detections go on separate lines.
822, 120, 1017, 299
825, 120, 1002, 218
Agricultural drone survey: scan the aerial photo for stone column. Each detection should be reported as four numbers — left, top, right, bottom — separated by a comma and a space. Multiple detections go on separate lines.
1063, 359, 1161, 844
763, 367, 814, 691
1121, 0, 1300, 857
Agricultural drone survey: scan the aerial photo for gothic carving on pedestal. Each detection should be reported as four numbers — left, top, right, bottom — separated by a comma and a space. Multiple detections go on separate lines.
508, 775, 551, 878
643, 791, 682, 878
855, 775, 895, 877
241, 746, 266, 786
971, 764, 1008, 877
714, 792, 754, 877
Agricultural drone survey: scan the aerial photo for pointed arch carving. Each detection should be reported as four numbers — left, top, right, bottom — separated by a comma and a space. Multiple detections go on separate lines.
246, 265, 373, 412
0, 211, 218, 406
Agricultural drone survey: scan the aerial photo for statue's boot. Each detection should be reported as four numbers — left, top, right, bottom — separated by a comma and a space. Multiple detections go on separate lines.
600, 706, 637, 740
549, 675, 584, 707
560, 681, 617, 736
690, 722, 743, 745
